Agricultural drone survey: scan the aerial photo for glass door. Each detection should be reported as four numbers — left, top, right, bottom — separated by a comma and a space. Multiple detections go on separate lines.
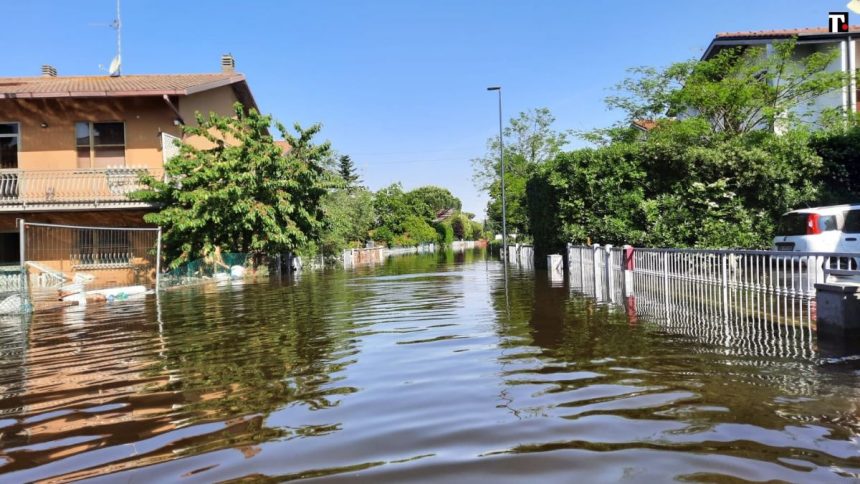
0, 123, 19, 199
0, 123, 18, 169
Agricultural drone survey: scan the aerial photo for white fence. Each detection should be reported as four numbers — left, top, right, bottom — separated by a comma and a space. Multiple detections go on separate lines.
568, 244, 859, 300
506, 244, 534, 267
566, 244, 831, 356
452, 240, 476, 251
343, 243, 437, 267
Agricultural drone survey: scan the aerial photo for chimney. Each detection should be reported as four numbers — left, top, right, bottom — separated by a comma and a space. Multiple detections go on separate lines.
221, 54, 235, 73
41, 64, 57, 78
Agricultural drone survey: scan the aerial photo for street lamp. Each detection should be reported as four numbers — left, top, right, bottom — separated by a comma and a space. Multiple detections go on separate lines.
486, 86, 507, 263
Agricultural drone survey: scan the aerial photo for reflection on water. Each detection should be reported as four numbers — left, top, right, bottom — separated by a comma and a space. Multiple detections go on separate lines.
0, 249, 859, 481
571, 252, 818, 359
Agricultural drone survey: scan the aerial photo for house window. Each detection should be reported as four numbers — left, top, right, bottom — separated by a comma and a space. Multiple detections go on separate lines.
75, 122, 125, 168
73, 229, 132, 268
0, 123, 19, 169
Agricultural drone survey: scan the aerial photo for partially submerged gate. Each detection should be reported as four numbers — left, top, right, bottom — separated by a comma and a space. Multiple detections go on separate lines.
18, 221, 161, 310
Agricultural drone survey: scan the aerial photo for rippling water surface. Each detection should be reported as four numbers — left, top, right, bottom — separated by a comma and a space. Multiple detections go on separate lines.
2, 250, 860, 482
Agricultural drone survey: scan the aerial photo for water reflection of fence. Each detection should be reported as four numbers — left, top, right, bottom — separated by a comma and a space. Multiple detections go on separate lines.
0, 265, 26, 314
567, 244, 829, 358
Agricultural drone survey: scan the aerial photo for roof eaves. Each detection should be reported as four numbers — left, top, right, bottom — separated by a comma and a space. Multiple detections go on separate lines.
701, 38, 774, 60
184, 74, 246, 96
230, 80, 259, 111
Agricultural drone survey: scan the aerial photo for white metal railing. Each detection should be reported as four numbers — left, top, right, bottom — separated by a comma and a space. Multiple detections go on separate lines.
0, 167, 161, 206
566, 244, 827, 352
569, 244, 860, 300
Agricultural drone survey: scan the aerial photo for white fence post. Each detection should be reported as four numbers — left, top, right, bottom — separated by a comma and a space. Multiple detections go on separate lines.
605, 244, 614, 302
720, 252, 729, 318
592, 244, 602, 300
579, 246, 585, 288
155, 227, 162, 292
566, 243, 572, 277
663, 251, 671, 318
18, 218, 27, 307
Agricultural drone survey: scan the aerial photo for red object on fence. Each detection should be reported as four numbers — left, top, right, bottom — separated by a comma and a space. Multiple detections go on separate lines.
624, 246, 635, 271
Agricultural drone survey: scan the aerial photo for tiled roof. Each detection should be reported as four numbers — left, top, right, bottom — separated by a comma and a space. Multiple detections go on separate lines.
632, 119, 658, 131
0, 73, 247, 99
715, 26, 860, 39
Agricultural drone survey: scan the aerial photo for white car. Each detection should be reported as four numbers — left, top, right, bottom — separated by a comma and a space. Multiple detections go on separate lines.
773, 205, 860, 268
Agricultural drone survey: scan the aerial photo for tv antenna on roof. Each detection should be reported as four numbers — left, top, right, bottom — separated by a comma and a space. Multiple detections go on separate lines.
108, 0, 122, 77
91, 0, 122, 75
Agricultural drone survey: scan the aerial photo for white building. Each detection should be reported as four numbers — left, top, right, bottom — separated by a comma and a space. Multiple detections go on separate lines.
702, 26, 860, 124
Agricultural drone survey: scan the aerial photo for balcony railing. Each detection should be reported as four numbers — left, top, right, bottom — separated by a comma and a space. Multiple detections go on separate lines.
0, 167, 162, 208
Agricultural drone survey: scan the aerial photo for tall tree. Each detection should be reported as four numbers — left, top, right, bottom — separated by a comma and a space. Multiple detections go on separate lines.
337, 154, 361, 188
404, 186, 462, 220
471, 108, 571, 236
133, 103, 329, 267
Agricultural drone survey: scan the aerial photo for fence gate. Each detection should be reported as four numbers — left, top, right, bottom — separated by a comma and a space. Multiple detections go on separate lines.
19, 221, 161, 311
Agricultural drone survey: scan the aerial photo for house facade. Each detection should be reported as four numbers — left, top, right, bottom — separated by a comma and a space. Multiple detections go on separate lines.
703, 26, 860, 121
0, 56, 258, 264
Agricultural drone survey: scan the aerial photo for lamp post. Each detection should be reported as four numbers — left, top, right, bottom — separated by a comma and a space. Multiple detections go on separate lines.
486, 86, 507, 263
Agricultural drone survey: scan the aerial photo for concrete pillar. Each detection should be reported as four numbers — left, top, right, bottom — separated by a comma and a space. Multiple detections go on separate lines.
622, 245, 634, 297
815, 283, 860, 338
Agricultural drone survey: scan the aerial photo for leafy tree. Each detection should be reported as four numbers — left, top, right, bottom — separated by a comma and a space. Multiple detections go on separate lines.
525, 38, 844, 253
810, 117, 860, 205
317, 188, 376, 256
372, 183, 412, 234
400, 216, 438, 246
435, 220, 454, 245
134, 103, 329, 267
602, 38, 846, 137
404, 186, 462, 220
451, 214, 467, 240
472, 108, 571, 236
529, 123, 823, 250
337, 154, 361, 189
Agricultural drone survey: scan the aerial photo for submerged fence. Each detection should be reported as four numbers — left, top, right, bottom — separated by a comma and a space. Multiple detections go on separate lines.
19, 221, 161, 310
343, 243, 437, 267
567, 244, 860, 356
506, 244, 534, 267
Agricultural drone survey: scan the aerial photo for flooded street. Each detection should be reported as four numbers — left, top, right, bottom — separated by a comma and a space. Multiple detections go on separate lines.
2, 250, 860, 482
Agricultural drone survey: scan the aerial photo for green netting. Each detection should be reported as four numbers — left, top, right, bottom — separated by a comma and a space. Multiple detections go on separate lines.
161, 252, 282, 288
161, 253, 251, 288
167, 253, 249, 278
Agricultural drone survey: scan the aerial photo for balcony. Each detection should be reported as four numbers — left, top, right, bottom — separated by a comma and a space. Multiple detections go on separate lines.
0, 167, 162, 211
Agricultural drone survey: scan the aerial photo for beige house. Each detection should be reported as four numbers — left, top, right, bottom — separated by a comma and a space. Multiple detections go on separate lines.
0, 55, 258, 264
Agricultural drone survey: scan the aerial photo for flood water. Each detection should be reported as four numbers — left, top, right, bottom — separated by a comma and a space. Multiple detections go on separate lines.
2, 250, 860, 482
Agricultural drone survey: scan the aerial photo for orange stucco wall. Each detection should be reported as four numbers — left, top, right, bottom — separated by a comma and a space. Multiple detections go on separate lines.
178, 85, 244, 149
0, 85, 241, 171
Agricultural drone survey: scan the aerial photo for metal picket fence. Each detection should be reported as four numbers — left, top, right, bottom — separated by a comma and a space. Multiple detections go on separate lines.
565, 244, 860, 357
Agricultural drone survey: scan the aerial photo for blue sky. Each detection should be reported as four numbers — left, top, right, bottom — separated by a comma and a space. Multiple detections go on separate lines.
3, 0, 847, 216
